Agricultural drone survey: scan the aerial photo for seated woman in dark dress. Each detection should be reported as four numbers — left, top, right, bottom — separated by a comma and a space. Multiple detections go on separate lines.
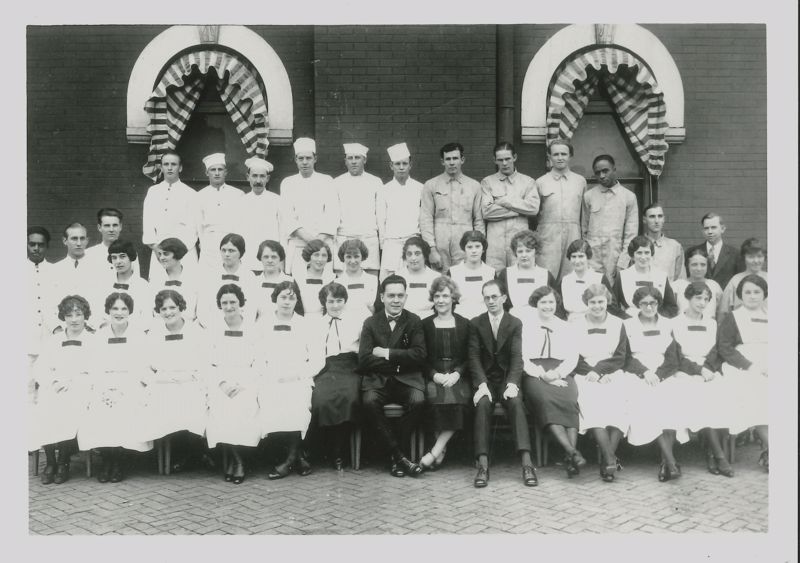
310, 282, 363, 470
419, 276, 472, 470
518, 286, 584, 478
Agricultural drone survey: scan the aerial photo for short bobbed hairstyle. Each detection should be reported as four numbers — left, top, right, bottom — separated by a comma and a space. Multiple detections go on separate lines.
510, 229, 539, 253
106, 240, 137, 263
627, 235, 655, 258
459, 230, 488, 252
581, 283, 613, 305
257, 239, 286, 262
216, 283, 245, 308
58, 295, 91, 321
402, 236, 430, 263
302, 239, 332, 263
104, 292, 134, 315
158, 238, 188, 260
736, 274, 768, 300
271, 280, 298, 304
567, 239, 593, 260
740, 237, 767, 258
684, 281, 712, 301
632, 286, 663, 307
338, 238, 369, 261
154, 289, 187, 313
529, 285, 561, 309
428, 275, 461, 304
319, 281, 349, 313
219, 233, 246, 257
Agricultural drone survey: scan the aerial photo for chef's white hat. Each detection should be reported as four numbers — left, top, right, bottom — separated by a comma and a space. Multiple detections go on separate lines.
293, 137, 316, 154
202, 152, 226, 170
343, 143, 369, 157
386, 142, 410, 161
244, 157, 274, 173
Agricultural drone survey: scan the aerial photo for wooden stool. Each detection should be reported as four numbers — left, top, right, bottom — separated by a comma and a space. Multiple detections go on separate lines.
350, 403, 424, 470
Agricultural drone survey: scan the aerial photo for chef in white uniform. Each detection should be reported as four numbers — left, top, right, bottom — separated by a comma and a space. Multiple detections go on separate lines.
197, 153, 243, 274
238, 157, 282, 273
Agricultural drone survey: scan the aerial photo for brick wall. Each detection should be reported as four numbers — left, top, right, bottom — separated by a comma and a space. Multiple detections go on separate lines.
312, 25, 497, 183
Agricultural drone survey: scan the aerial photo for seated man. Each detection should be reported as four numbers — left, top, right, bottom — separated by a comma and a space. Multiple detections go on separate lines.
358, 274, 426, 477
469, 279, 537, 488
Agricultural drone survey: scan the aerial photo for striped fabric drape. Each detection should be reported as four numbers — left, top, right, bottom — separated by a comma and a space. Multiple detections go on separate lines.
142, 50, 269, 181
546, 48, 669, 176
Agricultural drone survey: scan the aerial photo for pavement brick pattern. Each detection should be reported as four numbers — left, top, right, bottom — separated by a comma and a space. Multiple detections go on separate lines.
29, 441, 767, 535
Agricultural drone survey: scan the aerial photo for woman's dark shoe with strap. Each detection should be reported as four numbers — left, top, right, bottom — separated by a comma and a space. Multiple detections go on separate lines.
295, 456, 312, 477
53, 463, 70, 485
232, 463, 246, 485
333, 457, 344, 471
474, 466, 489, 488
715, 456, 734, 478
600, 464, 616, 483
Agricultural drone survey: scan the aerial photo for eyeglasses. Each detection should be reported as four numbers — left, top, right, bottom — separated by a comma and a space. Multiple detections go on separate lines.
483, 295, 503, 301
638, 301, 659, 308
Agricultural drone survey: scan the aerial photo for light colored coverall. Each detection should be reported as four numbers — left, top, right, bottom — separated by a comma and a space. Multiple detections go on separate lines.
534, 169, 586, 281
481, 170, 539, 270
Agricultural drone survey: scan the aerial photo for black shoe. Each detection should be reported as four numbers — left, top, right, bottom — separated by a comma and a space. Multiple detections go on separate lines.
390, 461, 406, 478
658, 462, 670, 482
396, 456, 422, 477
295, 456, 312, 477
474, 466, 489, 488
522, 465, 538, 487
267, 460, 293, 480
97, 463, 110, 483
615, 457, 624, 471
600, 464, 616, 483
333, 457, 344, 471
41, 464, 55, 485
232, 463, 245, 484
706, 452, 720, 475
109, 463, 124, 483
53, 463, 70, 485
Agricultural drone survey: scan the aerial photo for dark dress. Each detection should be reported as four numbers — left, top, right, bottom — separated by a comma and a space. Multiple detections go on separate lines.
422, 314, 471, 431
311, 315, 362, 427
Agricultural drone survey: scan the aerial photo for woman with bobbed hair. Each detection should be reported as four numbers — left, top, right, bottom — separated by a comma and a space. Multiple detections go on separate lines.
671, 281, 734, 477
253, 240, 303, 321
152, 237, 199, 323
496, 230, 558, 315
336, 238, 378, 324
609, 236, 678, 319
293, 239, 335, 317
518, 286, 583, 478
205, 284, 263, 484
33, 295, 95, 485
719, 238, 768, 318
623, 286, 686, 482
395, 236, 439, 319
718, 274, 769, 471
198, 233, 258, 327
79, 292, 152, 483
446, 231, 496, 320
561, 239, 605, 321
418, 276, 472, 470
93, 240, 152, 330
572, 283, 633, 482
310, 282, 363, 470
259, 281, 324, 479
671, 247, 723, 319
144, 289, 208, 473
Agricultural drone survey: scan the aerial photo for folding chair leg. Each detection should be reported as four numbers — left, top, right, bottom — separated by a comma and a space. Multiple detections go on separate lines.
85, 450, 92, 478
156, 440, 164, 475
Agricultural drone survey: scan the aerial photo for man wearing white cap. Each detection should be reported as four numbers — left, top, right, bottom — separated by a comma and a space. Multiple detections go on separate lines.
142, 150, 200, 283
197, 153, 243, 273
238, 157, 282, 272
333, 143, 382, 275
420, 142, 485, 272
280, 138, 338, 275
376, 142, 423, 280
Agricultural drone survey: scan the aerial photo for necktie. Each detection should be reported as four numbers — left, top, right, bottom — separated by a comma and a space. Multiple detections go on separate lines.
74, 260, 79, 269
540, 325, 552, 358
326, 317, 342, 356
707, 248, 716, 273
490, 315, 500, 339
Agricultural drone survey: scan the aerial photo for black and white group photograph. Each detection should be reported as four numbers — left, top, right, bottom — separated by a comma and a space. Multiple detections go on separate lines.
8, 0, 798, 560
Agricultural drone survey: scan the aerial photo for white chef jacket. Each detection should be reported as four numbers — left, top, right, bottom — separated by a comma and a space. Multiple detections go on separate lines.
197, 183, 244, 272
237, 189, 283, 272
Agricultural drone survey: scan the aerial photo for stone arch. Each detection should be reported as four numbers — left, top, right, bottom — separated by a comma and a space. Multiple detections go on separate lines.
521, 24, 685, 144
126, 25, 293, 145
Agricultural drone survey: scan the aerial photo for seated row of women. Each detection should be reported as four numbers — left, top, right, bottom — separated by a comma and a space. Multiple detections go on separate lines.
30, 267, 768, 486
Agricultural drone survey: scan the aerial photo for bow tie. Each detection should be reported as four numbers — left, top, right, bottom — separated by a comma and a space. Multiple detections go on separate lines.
387, 314, 401, 322
113, 283, 129, 290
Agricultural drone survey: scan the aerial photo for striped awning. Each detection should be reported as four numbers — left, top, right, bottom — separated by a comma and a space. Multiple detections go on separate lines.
546, 48, 669, 176
142, 50, 269, 181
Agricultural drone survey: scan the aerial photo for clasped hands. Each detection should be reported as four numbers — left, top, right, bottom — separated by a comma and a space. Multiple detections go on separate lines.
472, 381, 518, 406
433, 372, 460, 388
527, 364, 566, 387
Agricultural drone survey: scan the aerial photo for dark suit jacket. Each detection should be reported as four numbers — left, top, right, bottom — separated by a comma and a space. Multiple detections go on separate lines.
686, 242, 743, 290
357, 309, 427, 392
468, 312, 524, 389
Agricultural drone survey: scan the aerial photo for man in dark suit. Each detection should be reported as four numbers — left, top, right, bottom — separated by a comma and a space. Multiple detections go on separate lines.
469, 279, 537, 488
358, 274, 426, 477
686, 212, 744, 289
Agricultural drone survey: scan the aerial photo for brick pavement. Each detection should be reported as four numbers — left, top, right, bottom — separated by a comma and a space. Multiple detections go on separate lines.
28, 440, 768, 535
